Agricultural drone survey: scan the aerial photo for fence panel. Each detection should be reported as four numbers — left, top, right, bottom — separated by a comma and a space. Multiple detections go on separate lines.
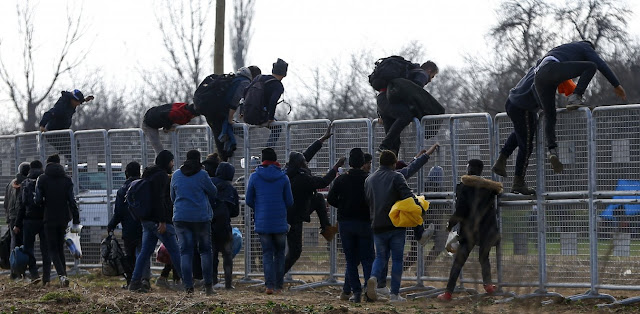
494, 112, 539, 192
15, 132, 41, 164
144, 128, 175, 167
229, 123, 250, 197
175, 125, 211, 166
421, 115, 454, 194
0, 135, 16, 200
372, 118, 421, 191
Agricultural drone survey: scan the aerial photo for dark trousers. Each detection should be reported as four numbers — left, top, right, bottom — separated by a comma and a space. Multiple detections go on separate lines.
206, 112, 230, 162
212, 231, 233, 288
339, 220, 374, 295
535, 61, 597, 150
23, 219, 50, 281
122, 237, 145, 284
445, 241, 493, 293
501, 100, 538, 176
379, 95, 414, 154
160, 264, 181, 280
44, 223, 67, 278
284, 194, 331, 274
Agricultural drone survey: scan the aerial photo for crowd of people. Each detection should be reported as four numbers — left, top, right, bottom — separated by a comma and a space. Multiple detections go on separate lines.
2, 40, 629, 302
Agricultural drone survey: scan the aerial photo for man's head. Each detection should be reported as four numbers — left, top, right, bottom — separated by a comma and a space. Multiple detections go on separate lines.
155, 150, 175, 173
18, 162, 30, 177
236, 67, 252, 80
125, 161, 141, 179
379, 150, 397, 169
248, 65, 262, 79
202, 153, 221, 177
46, 154, 61, 164
348, 148, 365, 169
288, 151, 306, 169
467, 159, 484, 176
421, 61, 439, 83
363, 153, 373, 172
186, 149, 201, 161
272, 58, 288, 80
70, 89, 86, 107
29, 160, 43, 171
261, 148, 277, 162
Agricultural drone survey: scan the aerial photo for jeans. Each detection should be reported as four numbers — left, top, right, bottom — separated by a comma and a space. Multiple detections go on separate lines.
501, 99, 538, 177
339, 220, 374, 295
535, 61, 597, 150
371, 229, 406, 295
131, 221, 182, 283
445, 241, 493, 293
174, 221, 213, 289
44, 223, 67, 278
141, 121, 164, 156
22, 219, 50, 281
380, 99, 414, 155
259, 233, 286, 290
212, 231, 233, 288
123, 237, 150, 284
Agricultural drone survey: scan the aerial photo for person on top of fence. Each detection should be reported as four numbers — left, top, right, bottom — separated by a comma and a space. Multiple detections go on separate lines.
246, 148, 294, 294
241, 58, 288, 148
14, 160, 48, 284
107, 161, 148, 288
194, 66, 262, 161
283, 125, 343, 276
129, 150, 182, 293
207, 161, 240, 290
34, 154, 81, 287
438, 159, 502, 301
4, 161, 29, 279
141, 103, 199, 156
364, 150, 414, 302
171, 149, 218, 295
369, 57, 443, 155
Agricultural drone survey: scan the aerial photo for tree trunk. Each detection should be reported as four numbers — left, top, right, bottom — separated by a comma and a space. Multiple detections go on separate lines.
24, 100, 39, 132
214, 0, 226, 74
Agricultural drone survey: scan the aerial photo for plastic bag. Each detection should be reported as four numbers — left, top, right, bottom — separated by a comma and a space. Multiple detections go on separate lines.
156, 244, 171, 264
445, 231, 459, 255
65, 224, 83, 259
232, 227, 243, 258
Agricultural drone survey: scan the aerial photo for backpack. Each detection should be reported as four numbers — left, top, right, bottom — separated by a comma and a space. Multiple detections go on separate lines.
10, 245, 31, 276
368, 56, 418, 91
100, 234, 130, 277
242, 75, 277, 125
193, 73, 237, 116
125, 178, 152, 221
0, 230, 11, 269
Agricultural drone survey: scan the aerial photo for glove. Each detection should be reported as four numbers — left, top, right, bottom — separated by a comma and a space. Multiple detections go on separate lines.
70, 224, 82, 233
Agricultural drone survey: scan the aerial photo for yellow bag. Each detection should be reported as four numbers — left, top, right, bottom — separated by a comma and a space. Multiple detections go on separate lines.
389, 195, 430, 227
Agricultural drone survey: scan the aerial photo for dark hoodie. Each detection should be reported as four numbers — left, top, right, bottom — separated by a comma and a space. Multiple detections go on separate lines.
246, 163, 294, 234
107, 177, 142, 240
142, 165, 173, 224
39, 91, 76, 131
327, 168, 370, 222
4, 170, 29, 222
211, 163, 239, 239
15, 167, 45, 229
35, 163, 79, 226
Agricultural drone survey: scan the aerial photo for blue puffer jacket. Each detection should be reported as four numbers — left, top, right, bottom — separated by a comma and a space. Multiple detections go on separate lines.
246, 163, 293, 234
171, 160, 217, 222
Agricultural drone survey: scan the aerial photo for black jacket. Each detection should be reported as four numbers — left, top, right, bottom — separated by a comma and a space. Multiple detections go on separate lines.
39, 91, 76, 131
286, 140, 337, 224
327, 168, 369, 222
15, 168, 45, 229
107, 177, 142, 240
142, 165, 173, 224
211, 163, 239, 240
448, 175, 502, 246
545, 41, 620, 88
35, 163, 80, 226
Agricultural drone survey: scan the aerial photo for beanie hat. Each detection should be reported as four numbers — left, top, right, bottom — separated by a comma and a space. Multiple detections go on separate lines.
236, 67, 252, 79
262, 148, 277, 162
18, 162, 30, 177
202, 153, 221, 177
186, 149, 201, 161
272, 58, 288, 77
348, 148, 365, 168
155, 150, 174, 171
46, 154, 61, 164
248, 65, 262, 79
29, 160, 43, 170
288, 152, 306, 169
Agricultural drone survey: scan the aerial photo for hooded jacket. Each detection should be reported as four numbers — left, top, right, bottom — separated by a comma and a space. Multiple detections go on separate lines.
448, 175, 503, 246
246, 164, 294, 234
142, 165, 173, 224
15, 167, 45, 229
508, 66, 541, 113
545, 41, 620, 88
328, 168, 370, 222
39, 91, 76, 131
4, 171, 28, 222
107, 177, 142, 240
34, 163, 80, 226
171, 160, 217, 223
143, 103, 197, 130
364, 166, 414, 234
211, 162, 240, 239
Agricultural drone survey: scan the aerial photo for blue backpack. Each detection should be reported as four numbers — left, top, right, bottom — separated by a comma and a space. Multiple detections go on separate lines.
10, 245, 31, 276
125, 178, 152, 221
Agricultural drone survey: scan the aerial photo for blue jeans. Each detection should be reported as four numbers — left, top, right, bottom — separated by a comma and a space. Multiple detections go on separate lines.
22, 219, 50, 281
174, 221, 213, 289
131, 221, 181, 283
339, 220, 374, 294
371, 229, 406, 295
259, 233, 286, 290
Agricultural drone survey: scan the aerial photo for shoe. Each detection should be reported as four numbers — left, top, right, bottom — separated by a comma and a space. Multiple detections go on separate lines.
141, 279, 151, 292
566, 94, 587, 110
349, 292, 361, 303
389, 294, 406, 302
548, 149, 564, 173
484, 284, 497, 294
205, 285, 216, 296
492, 153, 508, 177
320, 225, 338, 242
339, 291, 352, 301
129, 280, 143, 292
155, 277, 170, 289
365, 277, 378, 301
225, 285, 235, 290
512, 176, 535, 195
437, 291, 452, 301
419, 224, 435, 246
265, 288, 274, 295
59, 276, 69, 287
376, 286, 390, 297
185, 287, 194, 294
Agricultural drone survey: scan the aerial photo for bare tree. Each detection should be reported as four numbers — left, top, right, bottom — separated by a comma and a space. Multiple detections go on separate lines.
229, 0, 255, 70
0, 0, 88, 132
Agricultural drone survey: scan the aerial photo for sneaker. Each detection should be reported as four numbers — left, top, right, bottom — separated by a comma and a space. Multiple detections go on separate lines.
129, 280, 143, 292
389, 294, 406, 302
339, 291, 352, 301
548, 149, 564, 173
484, 284, 497, 294
365, 277, 378, 301
59, 276, 69, 287
349, 292, 361, 303
205, 285, 216, 296
141, 279, 151, 292
437, 291, 452, 301
566, 94, 587, 110
320, 225, 338, 242
376, 286, 390, 297
265, 288, 274, 295
419, 224, 435, 246
156, 277, 170, 289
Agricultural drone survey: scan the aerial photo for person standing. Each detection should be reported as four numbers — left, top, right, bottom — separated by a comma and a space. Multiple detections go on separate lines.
5, 162, 30, 278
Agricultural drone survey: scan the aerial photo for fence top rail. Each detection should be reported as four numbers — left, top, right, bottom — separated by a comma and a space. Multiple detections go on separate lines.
332, 118, 373, 125
450, 112, 492, 120
286, 119, 331, 126
420, 113, 454, 122
0, 134, 14, 140
15, 131, 41, 137
175, 124, 211, 131
74, 129, 107, 136
591, 103, 640, 114
107, 128, 144, 135
41, 129, 73, 136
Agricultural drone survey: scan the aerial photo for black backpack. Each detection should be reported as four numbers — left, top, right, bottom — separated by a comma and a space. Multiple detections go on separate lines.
193, 73, 237, 116
100, 234, 131, 277
125, 178, 152, 221
368, 56, 418, 91
242, 75, 277, 125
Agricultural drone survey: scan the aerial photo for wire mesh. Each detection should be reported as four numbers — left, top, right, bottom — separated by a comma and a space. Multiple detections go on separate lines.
229, 123, 250, 197
144, 129, 175, 167
0, 135, 16, 200
494, 113, 539, 192
15, 132, 41, 165
74, 130, 110, 227
372, 118, 421, 191
421, 115, 454, 193
175, 125, 210, 167
40, 130, 75, 176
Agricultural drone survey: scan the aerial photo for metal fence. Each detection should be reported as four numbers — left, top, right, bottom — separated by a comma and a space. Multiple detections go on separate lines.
1, 105, 639, 305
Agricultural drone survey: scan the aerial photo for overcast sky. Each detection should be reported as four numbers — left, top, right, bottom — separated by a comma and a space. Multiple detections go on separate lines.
0, 0, 639, 120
